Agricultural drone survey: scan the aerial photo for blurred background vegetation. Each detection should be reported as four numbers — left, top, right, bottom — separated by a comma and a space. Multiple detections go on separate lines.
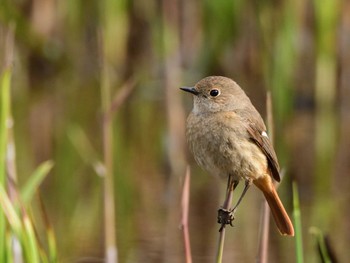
0, 0, 349, 262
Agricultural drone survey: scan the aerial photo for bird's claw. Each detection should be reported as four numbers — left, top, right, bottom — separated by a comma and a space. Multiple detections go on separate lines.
217, 208, 235, 232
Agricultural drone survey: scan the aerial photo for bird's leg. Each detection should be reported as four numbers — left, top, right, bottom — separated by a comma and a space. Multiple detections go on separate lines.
231, 179, 252, 213
217, 175, 239, 231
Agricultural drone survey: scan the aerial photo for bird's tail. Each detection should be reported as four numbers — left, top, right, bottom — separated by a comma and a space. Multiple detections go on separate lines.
254, 176, 294, 236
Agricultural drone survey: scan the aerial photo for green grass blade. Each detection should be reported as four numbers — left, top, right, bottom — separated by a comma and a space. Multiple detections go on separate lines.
38, 193, 58, 263
0, 185, 21, 262
67, 125, 104, 177
22, 215, 40, 263
0, 181, 21, 263
21, 161, 54, 205
293, 181, 304, 263
309, 227, 332, 263
47, 226, 57, 263
5, 231, 13, 263
0, 184, 22, 233
0, 216, 6, 263
1, 52, 12, 263
0, 70, 11, 184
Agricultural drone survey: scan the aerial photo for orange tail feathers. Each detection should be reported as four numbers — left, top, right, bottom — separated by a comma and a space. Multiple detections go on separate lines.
254, 177, 294, 236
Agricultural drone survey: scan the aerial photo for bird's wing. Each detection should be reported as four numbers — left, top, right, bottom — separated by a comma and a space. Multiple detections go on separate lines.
245, 116, 281, 182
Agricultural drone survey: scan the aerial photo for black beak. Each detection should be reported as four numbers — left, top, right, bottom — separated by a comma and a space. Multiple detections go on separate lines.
180, 86, 199, 95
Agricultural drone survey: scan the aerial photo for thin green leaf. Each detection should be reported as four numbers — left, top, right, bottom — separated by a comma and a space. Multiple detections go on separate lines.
293, 181, 304, 263
0, 216, 6, 263
0, 70, 11, 184
47, 227, 57, 263
0, 65, 12, 263
6, 231, 13, 263
21, 161, 54, 205
309, 227, 332, 263
23, 215, 40, 263
0, 184, 21, 233
67, 125, 105, 177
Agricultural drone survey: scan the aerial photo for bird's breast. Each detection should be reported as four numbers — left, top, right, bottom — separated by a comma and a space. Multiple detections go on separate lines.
186, 112, 267, 180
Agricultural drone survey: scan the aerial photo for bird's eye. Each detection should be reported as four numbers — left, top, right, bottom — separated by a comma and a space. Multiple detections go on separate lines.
209, 89, 220, 97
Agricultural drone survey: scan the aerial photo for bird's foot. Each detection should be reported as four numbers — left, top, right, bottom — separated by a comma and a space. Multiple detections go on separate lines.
217, 208, 235, 232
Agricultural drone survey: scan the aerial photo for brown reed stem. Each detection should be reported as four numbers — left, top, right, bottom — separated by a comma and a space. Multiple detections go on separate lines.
256, 91, 274, 263
99, 29, 117, 263
216, 175, 235, 263
181, 165, 192, 263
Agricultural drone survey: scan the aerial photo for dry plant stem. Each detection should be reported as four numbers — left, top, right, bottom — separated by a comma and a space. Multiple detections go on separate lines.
257, 202, 270, 263
100, 38, 134, 263
102, 76, 117, 263
161, 0, 187, 260
256, 91, 273, 263
105, 78, 136, 122
2, 24, 15, 70
216, 175, 235, 263
99, 30, 117, 263
38, 192, 57, 262
181, 165, 192, 263
3, 25, 16, 199
2, 25, 23, 263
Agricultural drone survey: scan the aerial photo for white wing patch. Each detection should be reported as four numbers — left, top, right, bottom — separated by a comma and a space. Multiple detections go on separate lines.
261, 131, 268, 138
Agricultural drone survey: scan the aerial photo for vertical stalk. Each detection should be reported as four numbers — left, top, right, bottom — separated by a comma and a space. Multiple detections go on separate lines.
100, 30, 117, 263
215, 175, 234, 263
256, 92, 274, 263
161, 0, 187, 261
181, 166, 192, 263
292, 182, 304, 263
0, 25, 15, 263
0, 54, 11, 263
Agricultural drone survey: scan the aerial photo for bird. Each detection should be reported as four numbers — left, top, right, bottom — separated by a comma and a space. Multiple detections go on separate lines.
180, 76, 294, 236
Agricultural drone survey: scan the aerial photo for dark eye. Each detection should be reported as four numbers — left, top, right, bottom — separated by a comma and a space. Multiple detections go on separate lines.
209, 89, 220, 97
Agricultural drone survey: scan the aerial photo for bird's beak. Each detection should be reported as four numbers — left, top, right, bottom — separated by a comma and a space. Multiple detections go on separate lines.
180, 86, 199, 95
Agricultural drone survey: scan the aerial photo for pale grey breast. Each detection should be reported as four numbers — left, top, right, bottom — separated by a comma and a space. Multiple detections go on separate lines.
187, 111, 267, 181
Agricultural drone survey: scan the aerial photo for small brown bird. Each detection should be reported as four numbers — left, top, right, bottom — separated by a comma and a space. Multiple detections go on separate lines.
181, 76, 294, 236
